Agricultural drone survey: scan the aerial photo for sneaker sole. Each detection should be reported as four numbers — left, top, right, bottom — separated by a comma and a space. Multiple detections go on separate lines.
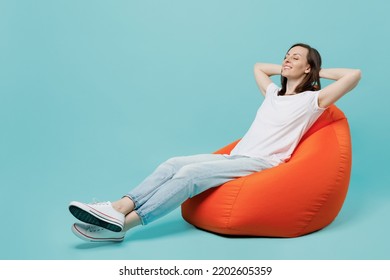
69, 202, 123, 232
71, 224, 124, 242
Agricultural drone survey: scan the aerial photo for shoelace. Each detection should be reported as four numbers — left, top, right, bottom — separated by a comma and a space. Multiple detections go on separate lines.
90, 199, 110, 206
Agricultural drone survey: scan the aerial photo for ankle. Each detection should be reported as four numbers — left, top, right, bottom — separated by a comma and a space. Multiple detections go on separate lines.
112, 197, 134, 215
123, 211, 142, 232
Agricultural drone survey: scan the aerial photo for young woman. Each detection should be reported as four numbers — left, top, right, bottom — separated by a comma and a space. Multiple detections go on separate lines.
69, 43, 361, 242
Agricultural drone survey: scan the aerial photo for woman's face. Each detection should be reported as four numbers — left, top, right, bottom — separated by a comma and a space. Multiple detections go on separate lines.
281, 46, 311, 79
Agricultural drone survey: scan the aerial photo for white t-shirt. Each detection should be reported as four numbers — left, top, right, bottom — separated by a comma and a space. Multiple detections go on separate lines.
230, 83, 326, 166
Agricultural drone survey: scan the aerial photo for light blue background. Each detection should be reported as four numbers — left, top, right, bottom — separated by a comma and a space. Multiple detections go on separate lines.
1, 0, 389, 259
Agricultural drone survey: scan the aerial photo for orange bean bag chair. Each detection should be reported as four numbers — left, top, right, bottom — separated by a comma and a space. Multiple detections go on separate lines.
181, 105, 351, 237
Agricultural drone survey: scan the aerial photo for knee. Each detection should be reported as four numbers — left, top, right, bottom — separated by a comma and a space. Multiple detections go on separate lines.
172, 164, 199, 181
163, 156, 181, 166
153, 157, 181, 177
153, 157, 180, 178
171, 166, 197, 197
173, 164, 212, 198
162, 156, 186, 171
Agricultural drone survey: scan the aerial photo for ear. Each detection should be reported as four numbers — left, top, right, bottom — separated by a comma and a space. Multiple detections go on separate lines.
304, 66, 311, 74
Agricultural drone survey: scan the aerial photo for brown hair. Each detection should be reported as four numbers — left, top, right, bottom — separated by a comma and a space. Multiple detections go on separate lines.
278, 43, 322, 96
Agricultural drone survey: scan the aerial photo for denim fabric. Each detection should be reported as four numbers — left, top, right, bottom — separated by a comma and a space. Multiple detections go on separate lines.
126, 154, 272, 225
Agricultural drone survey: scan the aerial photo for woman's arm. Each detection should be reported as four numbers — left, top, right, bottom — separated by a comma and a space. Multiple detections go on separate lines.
318, 68, 361, 108
254, 63, 282, 96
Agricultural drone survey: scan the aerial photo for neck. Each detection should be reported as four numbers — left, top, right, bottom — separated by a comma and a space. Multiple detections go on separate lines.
285, 77, 305, 95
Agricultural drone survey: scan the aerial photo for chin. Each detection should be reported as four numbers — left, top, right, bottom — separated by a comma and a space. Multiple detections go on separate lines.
281, 72, 289, 78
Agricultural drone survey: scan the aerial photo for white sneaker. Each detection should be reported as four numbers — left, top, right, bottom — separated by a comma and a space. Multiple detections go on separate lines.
69, 201, 125, 232
71, 223, 125, 242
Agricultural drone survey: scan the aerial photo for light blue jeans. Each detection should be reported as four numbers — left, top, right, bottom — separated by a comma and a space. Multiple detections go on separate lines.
125, 154, 273, 225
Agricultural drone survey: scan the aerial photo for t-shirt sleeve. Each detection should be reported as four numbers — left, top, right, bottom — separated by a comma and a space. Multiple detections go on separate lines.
265, 83, 280, 97
312, 90, 327, 111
